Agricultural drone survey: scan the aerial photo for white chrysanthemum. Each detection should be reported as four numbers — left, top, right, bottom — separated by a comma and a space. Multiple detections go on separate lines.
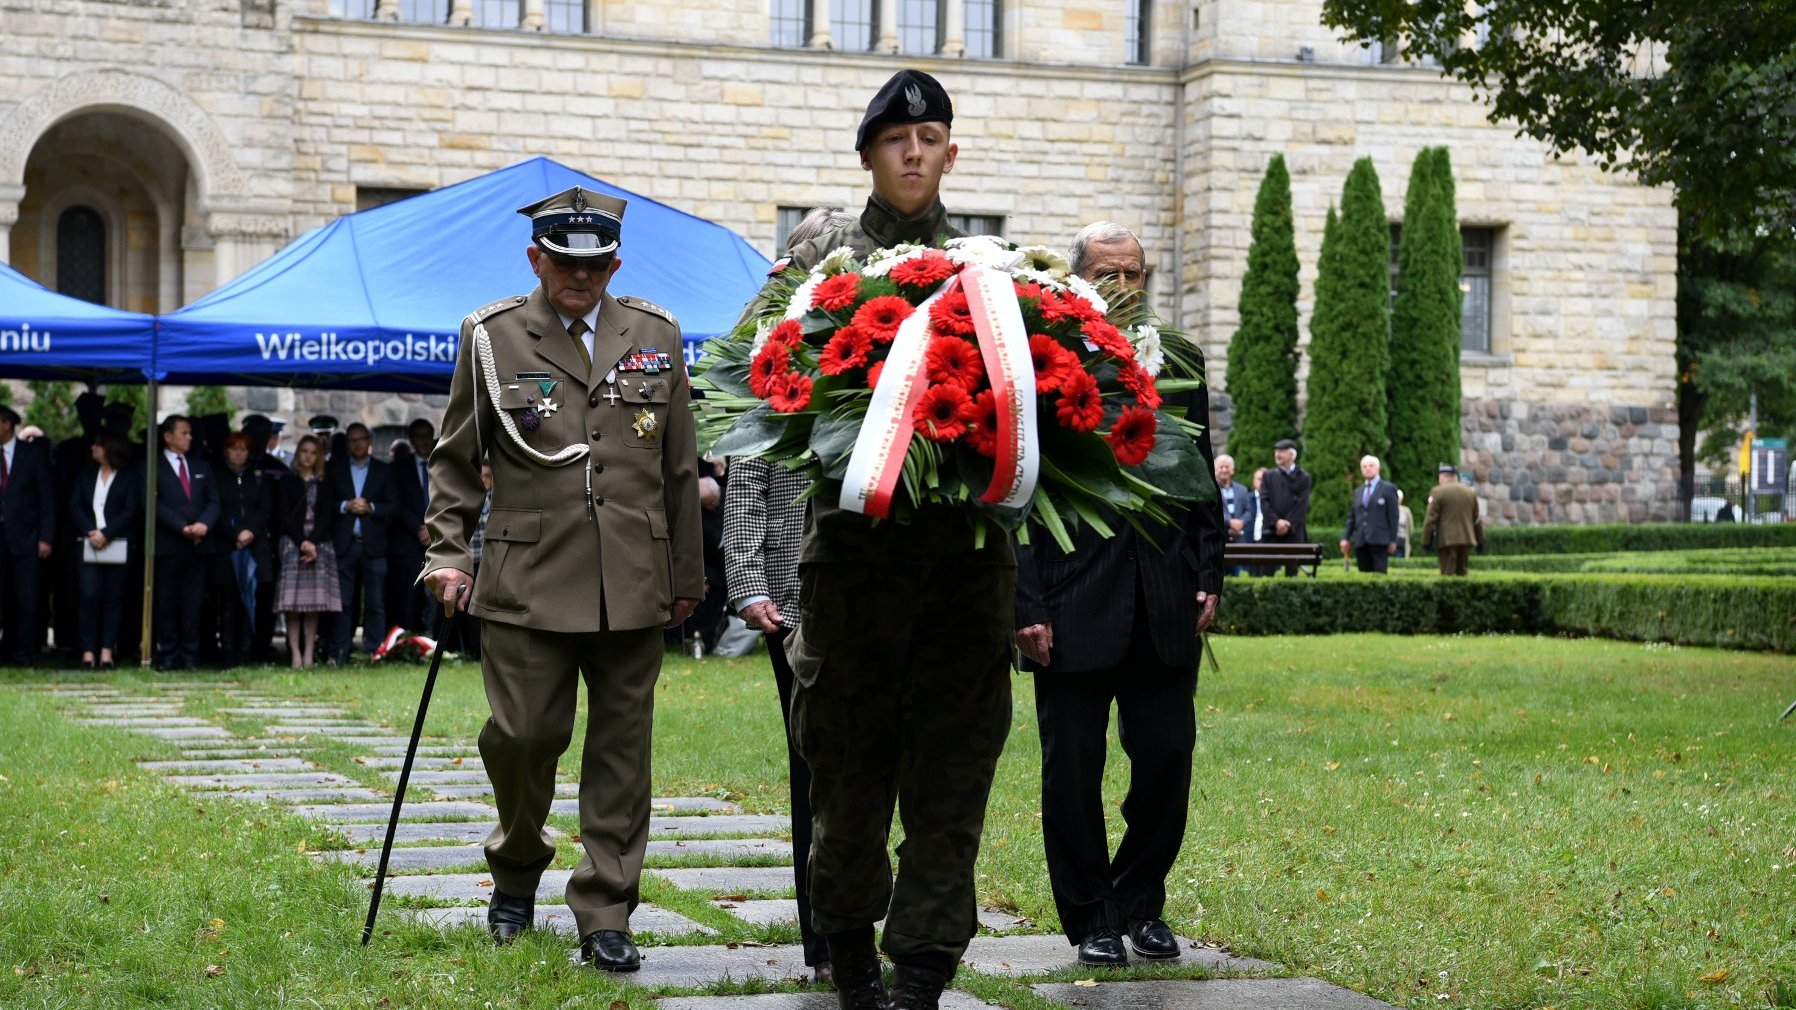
784, 274, 823, 321
1131, 323, 1164, 377
1009, 266, 1059, 288
750, 317, 774, 355
1016, 245, 1072, 278
1063, 274, 1110, 316
815, 246, 859, 275
861, 245, 928, 279
944, 235, 1012, 269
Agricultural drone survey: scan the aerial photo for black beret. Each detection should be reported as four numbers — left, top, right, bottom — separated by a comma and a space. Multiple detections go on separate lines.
855, 69, 953, 151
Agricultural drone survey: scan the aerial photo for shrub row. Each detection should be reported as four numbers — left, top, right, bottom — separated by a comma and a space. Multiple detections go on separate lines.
1482, 522, 1796, 555
1214, 573, 1796, 652
1391, 546, 1796, 578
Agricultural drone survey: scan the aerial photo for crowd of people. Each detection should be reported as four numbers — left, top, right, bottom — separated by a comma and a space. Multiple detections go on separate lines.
0, 401, 465, 669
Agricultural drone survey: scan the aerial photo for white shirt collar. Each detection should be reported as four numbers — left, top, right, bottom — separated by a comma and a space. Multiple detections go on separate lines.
554, 306, 602, 333
164, 448, 186, 466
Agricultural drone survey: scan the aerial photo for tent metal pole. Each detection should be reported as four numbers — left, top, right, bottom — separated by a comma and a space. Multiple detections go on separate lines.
139, 379, 158, 668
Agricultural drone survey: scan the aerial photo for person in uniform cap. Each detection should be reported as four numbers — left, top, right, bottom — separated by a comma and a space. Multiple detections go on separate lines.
742, 70, 1006, 1010
308, 414, 338, 435
423, 184, 703, 972
1422, 463, 1484, 576
1259, 438, 1312, 576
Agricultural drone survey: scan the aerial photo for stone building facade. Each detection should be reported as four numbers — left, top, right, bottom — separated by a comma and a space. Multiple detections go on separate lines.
0, 0, 1680, 523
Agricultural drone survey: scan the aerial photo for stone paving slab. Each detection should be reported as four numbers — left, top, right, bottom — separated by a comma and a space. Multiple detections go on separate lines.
710, 899, 1023, 934
328, 821, 541, 845
318, 845, 491, 873
367, 743, 472, 756
380, 869, 573, 904
419, 784, 494, 799
963, 935, 1276, 977
648, 814, 789, 837
359, 756, 485, 770
77, 716, 212, 727
265, 723, 392, 735
630, 944, 811, 986
661, 992, 996, 1010
82, 705, 187, 715
174, 771, 357, 789
647, 866, 795, 894
1031, 979, 1393, 1010
269, 735, 411, 746
139, 726, 234, 739
170, 748, 319, 760
289, 800, 494, 822
647, 837, 792, 861
204, 787, 387, 803
411, 903, 717, 937
177, 739, 322, 752
139, 758, 316, 772
388, 769, 490, 784
220, 707, 352, 717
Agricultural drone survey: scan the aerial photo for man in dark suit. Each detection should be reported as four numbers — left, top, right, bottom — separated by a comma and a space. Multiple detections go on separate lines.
0, 406, 57, 664
388, 417, 435, 633
1340, 454, 1400, 573
151, 414, 220, 670
1259, 438, 1312, 576
1014, 223, 1226, 968
327, 421, 395, 663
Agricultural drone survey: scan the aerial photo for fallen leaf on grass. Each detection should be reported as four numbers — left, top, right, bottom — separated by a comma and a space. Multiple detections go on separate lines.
353, 757, 366, 765
452, 757, 464, 765
610, 1001, 627, 1010
1315, 889, 1329, 901
1324, 762, 1341, 772
715, 893, 749, 902
203, 965, 223, 978
1699, 967, 1728, 984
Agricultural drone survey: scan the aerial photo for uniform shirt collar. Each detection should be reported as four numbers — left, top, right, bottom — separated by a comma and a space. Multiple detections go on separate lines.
863, 193, 952, 248
554, 305, 602, 333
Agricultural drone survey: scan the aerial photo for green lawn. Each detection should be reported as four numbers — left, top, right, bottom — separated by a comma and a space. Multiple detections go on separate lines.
2, 634, 1793, 1009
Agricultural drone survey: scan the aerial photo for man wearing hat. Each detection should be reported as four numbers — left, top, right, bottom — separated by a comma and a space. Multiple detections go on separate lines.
1422, 464, 1484, 576
1258, 439, 1313, 576
422, 185, 703, 971
745, 70, 1009, 1010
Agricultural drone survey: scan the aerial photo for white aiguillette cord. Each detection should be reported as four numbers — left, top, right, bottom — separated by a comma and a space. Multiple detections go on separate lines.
472, 319, 596, 518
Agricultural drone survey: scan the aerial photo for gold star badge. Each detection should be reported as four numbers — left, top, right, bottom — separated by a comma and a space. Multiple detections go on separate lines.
632, 407, 659, 441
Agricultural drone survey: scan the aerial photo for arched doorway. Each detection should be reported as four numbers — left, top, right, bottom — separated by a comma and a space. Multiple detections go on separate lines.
56, 205, 107, 304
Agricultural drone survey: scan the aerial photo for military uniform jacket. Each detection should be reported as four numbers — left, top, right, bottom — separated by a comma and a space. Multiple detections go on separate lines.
1422, 481, 1483, 550
424, 286, 704, 632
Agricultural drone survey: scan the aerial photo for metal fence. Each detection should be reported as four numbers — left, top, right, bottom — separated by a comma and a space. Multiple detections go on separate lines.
1689, 475, 1795, 523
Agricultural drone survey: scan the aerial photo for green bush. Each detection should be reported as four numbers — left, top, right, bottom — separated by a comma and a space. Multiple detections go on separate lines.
1393, 547, 1796, 578
1386, 147, 1462, 490
1215, 572, 1796, 652
1226, 154, 1302, 470
1482, 522, 1796, 554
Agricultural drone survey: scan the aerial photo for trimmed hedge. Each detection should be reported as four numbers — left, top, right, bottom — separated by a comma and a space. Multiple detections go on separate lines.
1392, 547, 1796, 578
1214, 573, 1796, 652
1483, 522, 1796, 555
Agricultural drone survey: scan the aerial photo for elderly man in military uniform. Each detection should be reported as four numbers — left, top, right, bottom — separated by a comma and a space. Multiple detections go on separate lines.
422, 186, 703, 972
750, 70, 1009, 1010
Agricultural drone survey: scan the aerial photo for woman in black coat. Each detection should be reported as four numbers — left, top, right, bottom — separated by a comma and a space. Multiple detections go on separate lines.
70, 435, 142, 670
209, 433, 274, 665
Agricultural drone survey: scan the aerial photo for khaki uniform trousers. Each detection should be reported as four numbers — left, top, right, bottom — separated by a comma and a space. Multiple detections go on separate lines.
1438, 545, 1471, 576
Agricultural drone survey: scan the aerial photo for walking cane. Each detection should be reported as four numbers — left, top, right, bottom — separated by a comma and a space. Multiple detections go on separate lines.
361, 585, 466, 945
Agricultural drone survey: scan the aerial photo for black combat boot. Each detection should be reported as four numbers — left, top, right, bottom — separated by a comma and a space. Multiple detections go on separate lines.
889, 963, 951, 1010
825, 928, 889, 1010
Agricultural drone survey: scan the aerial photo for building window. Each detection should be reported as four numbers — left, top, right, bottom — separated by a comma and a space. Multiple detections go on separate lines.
475, 0, 521, 28
57, 205, 107, 305
834, 0, 877, 51
949, 213, 1005, 237
771, 0, 809, 46
543, 0, 584, 32
1125, 0, 1149, 64
775, 206, 816, 254
899, 0, 940, 53
329, 0, 376, 15
399, 0, 448, 22
1361, 37, 1400, 64
964, 0, 1000, 57
357, 186, 430, 212
1388, 224, 1497, 354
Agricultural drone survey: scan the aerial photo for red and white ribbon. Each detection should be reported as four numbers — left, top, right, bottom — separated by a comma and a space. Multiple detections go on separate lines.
839, 265, 1039, 517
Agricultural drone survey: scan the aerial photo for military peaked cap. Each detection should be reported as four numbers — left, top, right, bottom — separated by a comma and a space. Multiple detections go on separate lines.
855, 69, 953, 150
517, 185, 627, 257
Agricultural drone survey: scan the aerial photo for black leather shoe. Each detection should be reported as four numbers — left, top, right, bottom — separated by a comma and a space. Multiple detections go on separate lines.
811, 961, 834, 985
485, 887, 533, 944
579, 929, 640, 972
1126, 918, 1181, 960
889, 963, 951, 1010
1076, 927, 1128, 967
824, 931, 890, 1010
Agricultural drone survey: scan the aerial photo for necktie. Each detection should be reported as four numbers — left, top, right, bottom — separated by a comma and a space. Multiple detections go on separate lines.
1363, 481, 1373, 507
567, 318, 593, 376
0, 444, 9, 494
418, 458, 429, 511
177, 456, 193, 499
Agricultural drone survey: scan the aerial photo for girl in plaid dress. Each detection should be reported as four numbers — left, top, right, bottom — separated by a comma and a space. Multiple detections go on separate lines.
276, 434, 341, 668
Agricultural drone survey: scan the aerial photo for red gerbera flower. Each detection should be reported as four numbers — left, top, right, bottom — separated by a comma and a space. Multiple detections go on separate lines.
749, 342, 792, 398
851, 296, 914, 343
1014, 281, 1045, 303
929, 290, 978, 337
1055, 369, 1104, 433
926, 335, 985, 392
768, 371, 814, 413
1119, 362, 1162, 410
1028, 334, 1079, 395
818, 325, 873, 375
1107, 405, 1158, 466
965, 388, 1001, 457
1066, 292, 1106, 323
913, 383, 975, 442
1082, 319, 1134, 361
1036, 290, 1078, 325
767, 319, 805, 348
811, 272, 863, 312
889, 254, 956, 289
866, 360, 885, 389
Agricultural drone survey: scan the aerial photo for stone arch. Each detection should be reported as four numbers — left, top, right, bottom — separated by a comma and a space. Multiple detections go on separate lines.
0, 69, 247, 204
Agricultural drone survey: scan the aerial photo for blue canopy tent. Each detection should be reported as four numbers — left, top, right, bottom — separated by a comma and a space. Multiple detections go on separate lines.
0, 261, 155, 382
154, 157, 770, 391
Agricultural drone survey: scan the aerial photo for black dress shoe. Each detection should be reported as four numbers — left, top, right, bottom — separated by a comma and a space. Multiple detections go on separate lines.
889, 963, 951, 1010
1076, 927, 1128, 967
811, 961, 834, 985
579, 929, 640, 972
486, 887, 533, 944
1126, 918, 1181, 960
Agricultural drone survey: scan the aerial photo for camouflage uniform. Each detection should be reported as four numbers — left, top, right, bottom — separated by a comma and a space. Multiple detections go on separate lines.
773, 196, 1015, 972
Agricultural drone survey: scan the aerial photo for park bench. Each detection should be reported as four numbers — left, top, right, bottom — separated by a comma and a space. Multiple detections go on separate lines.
1223, 541, 1326, 577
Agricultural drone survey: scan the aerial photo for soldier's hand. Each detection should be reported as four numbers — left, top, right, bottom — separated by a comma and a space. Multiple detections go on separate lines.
1195, 591, 1218, 635
1275, 519, 1291, 535
425, 568, 474, 615
742, 600, 783, 634
665, 597, 701, 629
1016, 623, 1053, 666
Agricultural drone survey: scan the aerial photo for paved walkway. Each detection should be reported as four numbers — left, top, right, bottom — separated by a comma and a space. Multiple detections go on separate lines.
39, 679, 1392, 1009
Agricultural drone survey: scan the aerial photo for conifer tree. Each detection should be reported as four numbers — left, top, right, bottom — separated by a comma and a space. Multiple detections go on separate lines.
1226, 155, 1301, 472
1386, 146, 1463, 492
1303, 157, 1391, 532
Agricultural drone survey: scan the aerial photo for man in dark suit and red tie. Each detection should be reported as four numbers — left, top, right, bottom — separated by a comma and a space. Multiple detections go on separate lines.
1013, 222, 1227, 968
152, 414, 220, 670
0, 405, 57, 665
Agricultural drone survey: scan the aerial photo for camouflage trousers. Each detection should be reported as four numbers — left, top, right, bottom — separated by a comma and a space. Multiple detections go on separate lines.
786, 559, 1014, 969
